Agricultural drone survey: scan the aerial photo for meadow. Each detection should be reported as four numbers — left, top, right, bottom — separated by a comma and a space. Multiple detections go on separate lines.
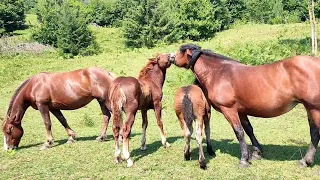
1, 15, 320, 179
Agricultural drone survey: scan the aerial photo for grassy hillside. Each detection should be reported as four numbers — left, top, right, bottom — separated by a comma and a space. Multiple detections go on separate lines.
1, 15, 320, 179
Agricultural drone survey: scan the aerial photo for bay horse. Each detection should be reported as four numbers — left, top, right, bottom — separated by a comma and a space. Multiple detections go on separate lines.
174, 84, 214, 169
169, 44, 320, 168
2, 67, 116, 151
109, 53, 171, 167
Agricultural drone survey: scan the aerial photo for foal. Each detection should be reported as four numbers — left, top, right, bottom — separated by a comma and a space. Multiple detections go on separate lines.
174, 84, 214, 169
109, 53, 171, 167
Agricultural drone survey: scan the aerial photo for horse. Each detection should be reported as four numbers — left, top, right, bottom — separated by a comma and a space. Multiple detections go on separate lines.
2, 67, 116, 151
169, 44, 320, 168
109, 53, 172, 167
174, 84, 214, 169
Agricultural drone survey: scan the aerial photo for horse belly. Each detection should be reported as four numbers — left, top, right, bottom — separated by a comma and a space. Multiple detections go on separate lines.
240, 100, 298, 118
50, 97, 94, 110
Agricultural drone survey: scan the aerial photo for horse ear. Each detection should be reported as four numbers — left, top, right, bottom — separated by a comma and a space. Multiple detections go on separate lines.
148, 58, 156, 61
186, 49, 192, 56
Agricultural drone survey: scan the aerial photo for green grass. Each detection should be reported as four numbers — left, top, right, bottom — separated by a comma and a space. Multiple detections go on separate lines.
1, 15, 320, 179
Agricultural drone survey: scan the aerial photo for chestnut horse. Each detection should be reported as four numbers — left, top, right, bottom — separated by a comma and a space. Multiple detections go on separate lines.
3, 67, 116, 150
169, 44, 320, 168
174, 84, 214, 169
109, 53, 171, 167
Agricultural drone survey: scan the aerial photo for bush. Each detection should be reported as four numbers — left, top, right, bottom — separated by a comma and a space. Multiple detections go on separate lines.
0, 0, 25, 35
122, 0, 231, 48
87, 0, 122, 27
32, 0, 98, 57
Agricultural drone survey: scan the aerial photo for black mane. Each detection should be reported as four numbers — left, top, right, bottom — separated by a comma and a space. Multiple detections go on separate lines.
179, 44, 237, 62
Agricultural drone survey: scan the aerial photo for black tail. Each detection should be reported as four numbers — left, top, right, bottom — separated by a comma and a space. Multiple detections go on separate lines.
182, 95, 194, 126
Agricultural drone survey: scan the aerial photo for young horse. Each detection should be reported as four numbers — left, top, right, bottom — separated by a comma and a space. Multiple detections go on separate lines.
109, 53, 171, 167
174, 84, 214, 169
169, 44, 320, 168
2, 67, 116, 150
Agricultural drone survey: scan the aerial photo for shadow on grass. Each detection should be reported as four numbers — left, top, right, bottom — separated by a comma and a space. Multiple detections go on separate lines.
130, 136, 181, 162
212, 139, 320, 166
18, 133, 142, 150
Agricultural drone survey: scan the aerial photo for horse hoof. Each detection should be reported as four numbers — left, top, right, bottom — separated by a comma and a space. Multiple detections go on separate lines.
126, 159, 134, 168
184, 153, 191, 161
164, 142, 171, 148
238, 160, 250, 168
298, 159, 308, 168
199, 161, 207, 170
250, 151, 262, 161
208, 148, 216, 157
140, 145, 147, 151
40, 142, 53, 150
66, 140, 75, 144
115, 156, 122, 164
96, 136, 107, 142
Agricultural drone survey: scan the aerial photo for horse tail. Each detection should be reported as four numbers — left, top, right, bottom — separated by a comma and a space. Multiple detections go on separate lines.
110, 84, 126, 127
182, 94, 194, 126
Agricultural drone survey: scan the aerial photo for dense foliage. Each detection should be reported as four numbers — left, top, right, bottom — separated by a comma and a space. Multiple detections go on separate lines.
32, 0, 98, 57
0, 0, 25, 35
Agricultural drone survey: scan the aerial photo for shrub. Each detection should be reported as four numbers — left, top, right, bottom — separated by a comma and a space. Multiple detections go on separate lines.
0, 0, 25, 35
32, 0, 98, 57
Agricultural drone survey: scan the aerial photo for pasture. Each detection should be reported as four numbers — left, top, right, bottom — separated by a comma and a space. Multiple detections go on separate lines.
1, 15, 320, 179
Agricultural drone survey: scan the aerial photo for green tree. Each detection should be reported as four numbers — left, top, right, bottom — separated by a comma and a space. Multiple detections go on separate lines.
0, 0, 25, 35
32, 0, 98, 57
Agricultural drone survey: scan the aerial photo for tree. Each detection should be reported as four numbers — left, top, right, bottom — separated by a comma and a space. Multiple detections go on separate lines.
0, 0, 25, 35
308, 0, 317, 56
32, 0, 98, 57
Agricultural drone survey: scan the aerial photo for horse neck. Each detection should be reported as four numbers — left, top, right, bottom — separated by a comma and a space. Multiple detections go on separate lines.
141, 64, 166, 87
6, 85, 29, 125
193, 56, 224, 86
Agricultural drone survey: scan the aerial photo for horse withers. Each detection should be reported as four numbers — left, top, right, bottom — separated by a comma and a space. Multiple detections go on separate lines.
174, 84, 214, 169
3, 67, 116, 151
169, 44, 320, 168
109, 53, 172, 167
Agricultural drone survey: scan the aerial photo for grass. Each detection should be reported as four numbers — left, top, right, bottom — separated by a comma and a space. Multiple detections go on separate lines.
1, 15, 320, 179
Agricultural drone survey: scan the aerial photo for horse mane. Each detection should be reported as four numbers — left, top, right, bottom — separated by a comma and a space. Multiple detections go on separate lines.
138, 58, 157, 79
3, 78, 30, 125
179, 44, 238, 62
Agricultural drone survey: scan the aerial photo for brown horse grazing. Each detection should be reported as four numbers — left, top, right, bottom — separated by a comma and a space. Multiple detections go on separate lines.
169, 44, 320, 168
174, 84, 214, 169
2, 67, 116, 151
109, 53, 171, 167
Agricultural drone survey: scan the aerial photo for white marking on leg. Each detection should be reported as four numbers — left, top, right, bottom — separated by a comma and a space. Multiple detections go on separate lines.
4, 136, 8, 151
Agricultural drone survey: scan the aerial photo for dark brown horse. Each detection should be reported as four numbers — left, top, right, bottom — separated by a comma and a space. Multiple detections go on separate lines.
3, 67, 116, 150
169, 44, 320, 168
174, 84, 214, 169
109, 53, 171, 167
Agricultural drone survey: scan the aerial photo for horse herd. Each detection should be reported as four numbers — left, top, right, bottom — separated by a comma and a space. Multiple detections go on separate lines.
3, 44, 320, 170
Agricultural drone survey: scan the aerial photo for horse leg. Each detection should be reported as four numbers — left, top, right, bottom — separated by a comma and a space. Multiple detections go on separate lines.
140, 110, 148, 151
96, 101, 111, 141
239, 114, 263, 160
153, 100, 170, 147
122, 109, 137, 168
299, 107, 320, 167
196, 117, 206, 169
50, 109, 76, 144
204, 112, 215, 157
221, 107, 250, 167
113, 122, 121, 164
37, 103, 54, 150
183, 121, 192, 161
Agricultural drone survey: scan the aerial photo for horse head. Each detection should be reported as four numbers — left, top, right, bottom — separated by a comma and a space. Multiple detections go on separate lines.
3, 115, 24, 150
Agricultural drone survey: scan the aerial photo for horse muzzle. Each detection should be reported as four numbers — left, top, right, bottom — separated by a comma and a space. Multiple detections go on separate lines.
168, 53, 176, 64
